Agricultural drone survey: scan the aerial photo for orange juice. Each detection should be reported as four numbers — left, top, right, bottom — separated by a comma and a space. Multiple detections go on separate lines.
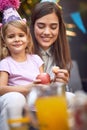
35, 96, 70, 130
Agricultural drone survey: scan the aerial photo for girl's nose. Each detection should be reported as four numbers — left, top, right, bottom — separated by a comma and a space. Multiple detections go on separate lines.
15, 36, 20, 41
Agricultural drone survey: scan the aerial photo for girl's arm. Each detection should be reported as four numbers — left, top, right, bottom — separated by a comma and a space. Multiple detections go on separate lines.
39, 64, 44, 73
0, 71, 33, 96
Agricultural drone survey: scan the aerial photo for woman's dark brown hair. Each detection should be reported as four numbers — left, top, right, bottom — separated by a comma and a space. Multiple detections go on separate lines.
30, 2, 72, 71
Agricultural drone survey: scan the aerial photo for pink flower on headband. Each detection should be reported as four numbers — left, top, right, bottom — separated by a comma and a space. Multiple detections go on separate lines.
0, 0, 20, 12
0, 0, 22, 24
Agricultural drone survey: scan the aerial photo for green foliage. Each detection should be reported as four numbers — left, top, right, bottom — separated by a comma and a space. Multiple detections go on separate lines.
19, 0, 41, 20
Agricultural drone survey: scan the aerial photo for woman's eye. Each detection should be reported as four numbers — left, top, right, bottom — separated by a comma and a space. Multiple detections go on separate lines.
51, 24, 58, 30
37, 23, 45, 29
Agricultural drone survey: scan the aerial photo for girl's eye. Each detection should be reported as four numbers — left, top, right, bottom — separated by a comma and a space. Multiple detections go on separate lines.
7, 34, 25, 38
7, 35, 14, 38
19, 34, 25, 37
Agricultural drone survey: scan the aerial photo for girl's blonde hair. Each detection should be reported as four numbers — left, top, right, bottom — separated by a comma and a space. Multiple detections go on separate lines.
0, 20, 34, 60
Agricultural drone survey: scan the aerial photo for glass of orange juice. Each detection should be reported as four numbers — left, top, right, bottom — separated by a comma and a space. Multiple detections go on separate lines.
34, 83, 70, 130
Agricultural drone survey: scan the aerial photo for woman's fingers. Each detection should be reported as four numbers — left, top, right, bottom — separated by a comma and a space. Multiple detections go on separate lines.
52, 66, 60, 74
54, 69, 69, 84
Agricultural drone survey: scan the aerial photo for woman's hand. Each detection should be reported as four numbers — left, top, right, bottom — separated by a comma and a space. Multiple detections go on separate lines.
52, 66, 69, 84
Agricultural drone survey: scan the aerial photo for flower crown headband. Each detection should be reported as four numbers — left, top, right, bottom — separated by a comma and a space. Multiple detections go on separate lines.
40, 0, 62, 9
0, 0, 26, 28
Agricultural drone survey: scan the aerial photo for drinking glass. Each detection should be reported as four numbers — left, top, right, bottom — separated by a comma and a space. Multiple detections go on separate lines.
30, 82, 70, 130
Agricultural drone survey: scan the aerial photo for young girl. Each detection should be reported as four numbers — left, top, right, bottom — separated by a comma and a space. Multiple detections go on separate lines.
0, 0, 44, 129
0, 20, 44, 95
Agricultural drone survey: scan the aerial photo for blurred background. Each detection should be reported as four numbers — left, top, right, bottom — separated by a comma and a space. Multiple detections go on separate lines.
59, 0, 87, 92
0, 0, 87, 91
